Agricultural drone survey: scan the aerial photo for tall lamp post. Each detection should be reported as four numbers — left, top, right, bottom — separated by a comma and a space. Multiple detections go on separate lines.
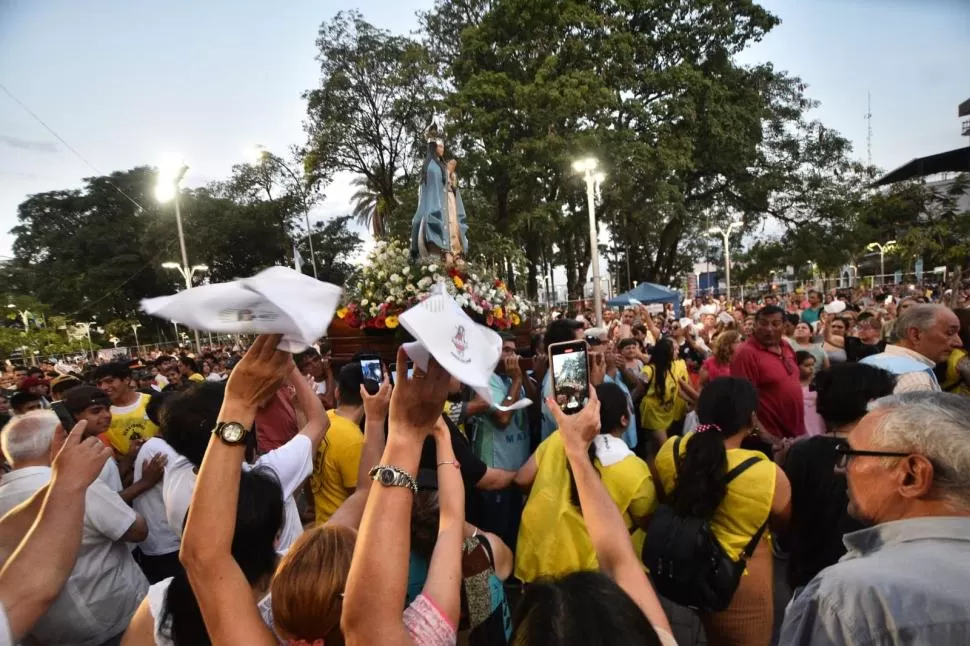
161, 262, 208, 352
573, 157, 606, 327
248, 145, 319, 279
866, 240, 897, 285
155, 160, 204, 354
131, 322, 142, 356
707, 221, 742, 302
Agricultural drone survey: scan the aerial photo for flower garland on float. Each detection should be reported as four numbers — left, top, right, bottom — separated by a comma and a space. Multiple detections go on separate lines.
336, 239, 531, 332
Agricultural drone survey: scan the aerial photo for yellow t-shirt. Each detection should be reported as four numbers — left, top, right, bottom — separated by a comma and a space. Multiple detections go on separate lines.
515, 431, 657, 582
639, 360, 690, 431
654, 434, 775, 560
188, 373, 205, 383
311, 410, 364, 523
942, 349, 970, 396
104, 393, 158, 454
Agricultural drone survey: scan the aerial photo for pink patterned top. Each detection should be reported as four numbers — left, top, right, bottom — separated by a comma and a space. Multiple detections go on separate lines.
403, 594, 457, 646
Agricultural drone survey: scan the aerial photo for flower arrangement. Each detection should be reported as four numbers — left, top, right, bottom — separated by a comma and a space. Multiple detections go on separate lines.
336, 239, 532, 332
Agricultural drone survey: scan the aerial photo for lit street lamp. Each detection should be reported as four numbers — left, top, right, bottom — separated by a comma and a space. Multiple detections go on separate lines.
161, 262, 208, 352
156, 159, 203, 354
248, 145, 319, 279
131, 322, 142, 356
572, 157, 606, 327
866, 240, 897, 285
707, 221, 742, 302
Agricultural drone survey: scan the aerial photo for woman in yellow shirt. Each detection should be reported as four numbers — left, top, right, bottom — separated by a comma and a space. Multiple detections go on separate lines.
514, 382, 658, 582
640, 337, 695, 446
654, 377, 791, 646
939, 308, 970, 395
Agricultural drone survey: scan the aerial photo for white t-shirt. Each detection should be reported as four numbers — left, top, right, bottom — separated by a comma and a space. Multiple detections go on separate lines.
163, 434, 313, 554
0, 601, 11, 646
0, 467, 148, 646
98, 458, 123, 493
133, 438, 182, 556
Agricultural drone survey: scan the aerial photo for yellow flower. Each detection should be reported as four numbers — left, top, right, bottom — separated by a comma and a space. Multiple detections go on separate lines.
385, 315, 399, 329
336, 307, 348, 319
493, 307, 504, 320
511, 313, 521, 326
453, 276, 465, 290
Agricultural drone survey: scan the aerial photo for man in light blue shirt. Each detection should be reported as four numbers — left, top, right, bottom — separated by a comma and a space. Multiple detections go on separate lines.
781, 391, 970, 646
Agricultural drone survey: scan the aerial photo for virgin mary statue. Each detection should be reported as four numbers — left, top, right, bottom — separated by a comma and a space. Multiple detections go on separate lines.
409, 126, 468, 263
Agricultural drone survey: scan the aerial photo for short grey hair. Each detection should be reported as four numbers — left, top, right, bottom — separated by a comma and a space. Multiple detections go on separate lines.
1, 410, 58, 465
867, 392, 970, 511
893, 304, 945, 341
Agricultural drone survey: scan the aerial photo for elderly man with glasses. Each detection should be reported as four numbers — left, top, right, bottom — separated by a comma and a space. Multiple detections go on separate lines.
781, 392, 970, 645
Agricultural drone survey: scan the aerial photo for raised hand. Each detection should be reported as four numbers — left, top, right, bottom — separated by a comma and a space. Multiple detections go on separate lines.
141, 453, 169, 486
360, 372, 392, 421
590, 351, 607, 386
504, 355, 522, 379
224, 334, 291, 410
547, 386, 601, 455
389, 347, 451, 438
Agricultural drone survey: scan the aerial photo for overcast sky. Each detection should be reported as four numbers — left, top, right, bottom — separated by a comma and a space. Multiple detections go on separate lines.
1, 0, 968, 267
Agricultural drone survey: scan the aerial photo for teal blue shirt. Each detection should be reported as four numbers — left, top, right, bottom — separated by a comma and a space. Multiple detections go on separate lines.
472, 374, 530, 471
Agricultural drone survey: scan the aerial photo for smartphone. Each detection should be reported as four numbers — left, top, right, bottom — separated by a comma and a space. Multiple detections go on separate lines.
548, 340, 590, 415
359, 355, 383, 394
51, 400, 76, 429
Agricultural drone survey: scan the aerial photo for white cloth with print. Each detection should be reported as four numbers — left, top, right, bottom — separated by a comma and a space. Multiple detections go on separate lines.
141, 266, 342, 353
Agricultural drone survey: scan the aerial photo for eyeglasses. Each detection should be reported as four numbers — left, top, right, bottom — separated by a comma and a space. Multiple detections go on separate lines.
834, 446, 911, 469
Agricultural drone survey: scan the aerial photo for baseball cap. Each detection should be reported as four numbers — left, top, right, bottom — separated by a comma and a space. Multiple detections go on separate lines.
62, 385, 111, 415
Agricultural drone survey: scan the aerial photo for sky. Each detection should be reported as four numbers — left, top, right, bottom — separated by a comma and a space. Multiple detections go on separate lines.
0, 0, 968, 272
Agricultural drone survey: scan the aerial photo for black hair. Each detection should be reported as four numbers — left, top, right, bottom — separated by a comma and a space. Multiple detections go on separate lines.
410, 487, 440, 560
755, 305, 786, 321
566, 382, 629, 508
545, 318, 584, 347
145, 391, 175, 427
794, 350, 815, 365
617, 338, 639, 350
93, 361, 131, 381
336, 362, 364, 407
645, 337, 674, 399
51, 377, 82, 396
10, 391, 41, 411
631, 324, 647, 336
162, 468, 284, 646
179, 356, 199, 373
161, 383, 226, 467
25, 367, 43, 378
499, 332, 517, 344
815, 363, 895, 429
154, 355, 175, 368
294, 347, 320, 366
669, 377, 758, 518
785, 313, 800, 327
512, 570, 661, 646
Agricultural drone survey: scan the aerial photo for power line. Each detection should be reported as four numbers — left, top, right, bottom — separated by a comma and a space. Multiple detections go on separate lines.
0, 81, 150, 213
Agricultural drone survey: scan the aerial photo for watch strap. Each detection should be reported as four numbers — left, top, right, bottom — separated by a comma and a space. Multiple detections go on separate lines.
368, 464, 418, 494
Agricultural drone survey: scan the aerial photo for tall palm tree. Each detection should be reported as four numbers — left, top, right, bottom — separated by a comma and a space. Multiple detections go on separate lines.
350, 174, 393, 238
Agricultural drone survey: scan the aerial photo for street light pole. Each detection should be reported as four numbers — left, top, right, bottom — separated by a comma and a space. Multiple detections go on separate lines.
573, 158, 605, 327
708, 222, 741, 302
866, 240, 897, 285
250, 145, 319, 279
161, 262, 208, 353
131, 323, 142, 356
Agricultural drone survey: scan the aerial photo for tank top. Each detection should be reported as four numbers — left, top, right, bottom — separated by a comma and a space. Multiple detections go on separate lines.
104, 393, 158, 454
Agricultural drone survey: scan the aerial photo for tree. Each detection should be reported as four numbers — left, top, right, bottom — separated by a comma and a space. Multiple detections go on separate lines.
296, 215, 363, 286
350, 174, 393, 237
302, 11, 438, 238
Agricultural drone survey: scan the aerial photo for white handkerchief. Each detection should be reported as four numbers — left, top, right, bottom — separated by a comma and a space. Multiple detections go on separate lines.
140, 267, 342, 353
400, 284, 531, 412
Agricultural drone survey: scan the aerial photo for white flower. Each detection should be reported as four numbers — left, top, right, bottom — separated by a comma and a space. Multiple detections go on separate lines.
390, 273, 401, 283
402, 266, 410, 275
361, 298, 369, 306
428, 264, 438, 273
417, 277, 432, 289
433, 274, 443, 283
378, 271, 386, 279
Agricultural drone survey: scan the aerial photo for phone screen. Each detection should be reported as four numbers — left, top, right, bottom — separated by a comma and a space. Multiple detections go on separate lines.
549, 341, 589, 415
360, 358, 383, 394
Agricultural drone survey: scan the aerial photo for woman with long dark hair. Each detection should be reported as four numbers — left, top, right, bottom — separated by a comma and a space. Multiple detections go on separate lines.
122, 468, 284, 645
653, 377, 791, 646
639, 337, 693, 446
514, 382, 657, 583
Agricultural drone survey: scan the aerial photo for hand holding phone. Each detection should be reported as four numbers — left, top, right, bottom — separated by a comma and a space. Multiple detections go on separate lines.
548, 340, 590, 415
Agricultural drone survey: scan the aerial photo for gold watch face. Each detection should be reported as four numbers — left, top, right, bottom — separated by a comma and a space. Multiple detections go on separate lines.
221, 423, 246, 443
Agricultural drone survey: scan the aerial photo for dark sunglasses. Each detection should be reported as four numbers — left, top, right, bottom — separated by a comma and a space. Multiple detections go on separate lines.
835, 446, 910, 469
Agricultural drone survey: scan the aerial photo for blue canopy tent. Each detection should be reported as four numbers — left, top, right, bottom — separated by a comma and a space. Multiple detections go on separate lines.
607, 282, 682, 315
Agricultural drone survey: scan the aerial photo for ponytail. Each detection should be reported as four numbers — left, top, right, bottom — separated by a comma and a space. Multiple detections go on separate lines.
670, 377, 757, 518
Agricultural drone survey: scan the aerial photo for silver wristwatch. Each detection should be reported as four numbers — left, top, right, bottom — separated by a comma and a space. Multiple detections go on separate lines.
368, 465, 418, 494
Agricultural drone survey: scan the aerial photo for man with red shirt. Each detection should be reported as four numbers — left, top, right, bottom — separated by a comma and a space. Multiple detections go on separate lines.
731, 305, 805, 445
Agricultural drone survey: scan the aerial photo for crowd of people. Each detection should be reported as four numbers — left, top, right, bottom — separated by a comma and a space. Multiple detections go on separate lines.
0, 282, 968, 645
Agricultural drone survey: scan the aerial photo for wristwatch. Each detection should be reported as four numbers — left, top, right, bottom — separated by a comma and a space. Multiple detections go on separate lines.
213, 421, 249, 445
368, 465, 418, 494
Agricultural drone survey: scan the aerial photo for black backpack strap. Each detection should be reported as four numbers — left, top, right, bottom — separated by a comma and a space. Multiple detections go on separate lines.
722, 456, 762, 485
671, 436, 683, 475
741, 519, 769, 560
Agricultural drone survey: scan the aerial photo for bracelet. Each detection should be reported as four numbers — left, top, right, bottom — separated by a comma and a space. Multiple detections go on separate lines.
437, 460, 460, 470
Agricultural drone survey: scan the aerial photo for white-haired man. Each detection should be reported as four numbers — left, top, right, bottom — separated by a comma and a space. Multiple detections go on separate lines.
861, 304, 961, 392
781, 392, 970, 645
0, 410, 149, 646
